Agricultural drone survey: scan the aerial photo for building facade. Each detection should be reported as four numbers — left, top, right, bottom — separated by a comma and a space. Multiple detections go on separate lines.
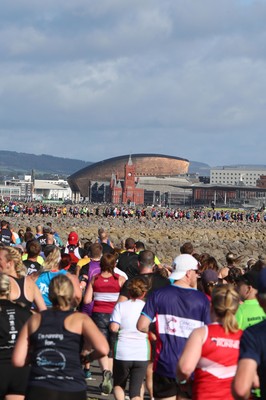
210, 166, 266, 186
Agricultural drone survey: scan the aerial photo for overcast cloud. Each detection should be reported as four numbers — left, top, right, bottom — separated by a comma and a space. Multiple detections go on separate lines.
0, 0, 265, 166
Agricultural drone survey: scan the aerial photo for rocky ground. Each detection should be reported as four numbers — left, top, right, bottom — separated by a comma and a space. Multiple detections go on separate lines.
8, 214, 266, 269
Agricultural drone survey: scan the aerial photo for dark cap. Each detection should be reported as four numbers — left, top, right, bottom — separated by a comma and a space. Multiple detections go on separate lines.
258, 268, 266, 294
201, 269, 219, 286
237, 269, 259, 289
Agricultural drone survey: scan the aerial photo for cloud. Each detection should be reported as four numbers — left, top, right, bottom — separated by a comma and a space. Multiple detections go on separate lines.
0, 0, 266, 166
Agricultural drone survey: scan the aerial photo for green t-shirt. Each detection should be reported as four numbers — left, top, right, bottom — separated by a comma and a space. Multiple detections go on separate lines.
236, 299, 266, 330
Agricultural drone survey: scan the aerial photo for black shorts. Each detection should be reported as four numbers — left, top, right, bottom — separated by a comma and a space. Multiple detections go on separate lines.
0, 364, 30, 398
153, 371, 191, 399
25, 386, 86, 400
113, 359, 149, 399
92, 312, 117, 356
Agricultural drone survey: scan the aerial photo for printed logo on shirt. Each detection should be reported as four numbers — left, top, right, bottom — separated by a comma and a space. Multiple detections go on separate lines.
157, 314, 204, 338
211, 337, 240, 349
36, 348, 66, 371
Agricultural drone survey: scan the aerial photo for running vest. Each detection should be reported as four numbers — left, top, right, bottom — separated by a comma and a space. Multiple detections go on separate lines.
0, 228, 12, 245
193, 323, 242, 400
13, 277, 33, 310
29, 309, 86, 392
92, 273, 120, 314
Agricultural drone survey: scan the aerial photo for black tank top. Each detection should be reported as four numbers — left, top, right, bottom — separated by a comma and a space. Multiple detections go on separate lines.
29, 309, 86, 392
13, 277, 33, 310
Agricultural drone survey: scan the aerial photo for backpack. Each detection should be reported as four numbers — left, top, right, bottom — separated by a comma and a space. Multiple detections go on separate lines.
65, 245, 80, 264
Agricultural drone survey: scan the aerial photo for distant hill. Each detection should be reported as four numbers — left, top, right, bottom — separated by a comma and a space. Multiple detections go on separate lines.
188, 161, 211, 176
0, 150, 92, 178
0, 151, 216, 180
0, 151, 211, 178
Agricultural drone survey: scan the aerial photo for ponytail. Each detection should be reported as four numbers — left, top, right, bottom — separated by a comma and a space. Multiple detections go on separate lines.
211, 284, 240, 333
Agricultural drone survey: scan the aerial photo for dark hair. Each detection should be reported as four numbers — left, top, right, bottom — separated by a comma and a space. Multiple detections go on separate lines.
138, 250, 155, 268
135, 241, 145, 251
251, 259, 265, 272
18, 229, 25, 240
1, 220, 8, 228
24, 231, 34, 243
90, 243, 103, 258
125, 238, 135, 250
83, 241, 92, 256
180, 242, 194, 255
225, 267, 243, 285
127, 277, 151, 299
59, 253, 72, 270
26, 239, 41, 258
200, 256, 219, 273
100, 253, 117, 273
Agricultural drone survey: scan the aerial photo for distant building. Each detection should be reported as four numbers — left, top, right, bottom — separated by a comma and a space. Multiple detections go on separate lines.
87, 157, 193, 206
257, 175, 266, 189
1, 175, 72, 201
89, 157, 144, 205
68, 153, 190, 202
33, 179, 72, 201
210, 166, 266, 186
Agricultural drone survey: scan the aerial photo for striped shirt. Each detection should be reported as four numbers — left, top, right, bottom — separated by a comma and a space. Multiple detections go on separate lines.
93, 273, 121, 314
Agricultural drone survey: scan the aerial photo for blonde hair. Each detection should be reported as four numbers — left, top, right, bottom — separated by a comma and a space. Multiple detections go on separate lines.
0, 247, 26, 278
43, 247, 61, 272
48, 274, 74, 308
0, 272, 10, 298
211, 284, 239, 334
127, 277, 151, 299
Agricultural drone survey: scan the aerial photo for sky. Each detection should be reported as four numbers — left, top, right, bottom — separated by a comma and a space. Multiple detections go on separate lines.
1, 0, 266, 167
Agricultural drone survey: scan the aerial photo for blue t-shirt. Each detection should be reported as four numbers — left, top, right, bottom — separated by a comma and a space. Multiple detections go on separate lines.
36, 270, 68, 307
239, 319, 266, 399
141, 284, 211, 378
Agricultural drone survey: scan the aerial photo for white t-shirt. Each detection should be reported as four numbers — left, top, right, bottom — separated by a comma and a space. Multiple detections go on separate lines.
110, 299, 150, 361
114, 267, 128, 280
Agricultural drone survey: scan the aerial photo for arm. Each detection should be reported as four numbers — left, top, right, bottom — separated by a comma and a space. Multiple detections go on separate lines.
12, 321, 30, 367
177, 326, 205, 381
232, 359, 257, 400
119, 276, 126, 288
12, 313, 41, 367
109, 322, 120, 333
83, 280, 94, 304
137, 314, 152, 333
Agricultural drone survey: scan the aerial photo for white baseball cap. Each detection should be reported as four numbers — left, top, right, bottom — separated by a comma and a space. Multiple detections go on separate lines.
169, 254, 198, 281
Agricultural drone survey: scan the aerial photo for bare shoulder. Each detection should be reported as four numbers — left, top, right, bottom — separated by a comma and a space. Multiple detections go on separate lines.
28, 312, 42, 334
190, 325, 207, 341
64, 311, 88, 333
25, 276, 36, 287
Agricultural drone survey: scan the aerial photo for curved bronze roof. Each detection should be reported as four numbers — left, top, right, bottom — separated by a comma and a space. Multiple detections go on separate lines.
68, 153, 189, 197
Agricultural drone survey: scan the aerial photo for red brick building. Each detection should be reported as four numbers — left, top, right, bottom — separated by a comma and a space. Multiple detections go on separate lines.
110, 156, 144, 205
257, 175, 266, 188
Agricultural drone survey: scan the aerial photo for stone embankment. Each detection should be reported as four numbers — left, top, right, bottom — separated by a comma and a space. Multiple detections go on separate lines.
10, 215, 266, 268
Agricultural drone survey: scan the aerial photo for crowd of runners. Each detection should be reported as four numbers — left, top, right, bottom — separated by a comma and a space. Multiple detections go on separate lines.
1, 200, 266, 223
0, 217, 266, 400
